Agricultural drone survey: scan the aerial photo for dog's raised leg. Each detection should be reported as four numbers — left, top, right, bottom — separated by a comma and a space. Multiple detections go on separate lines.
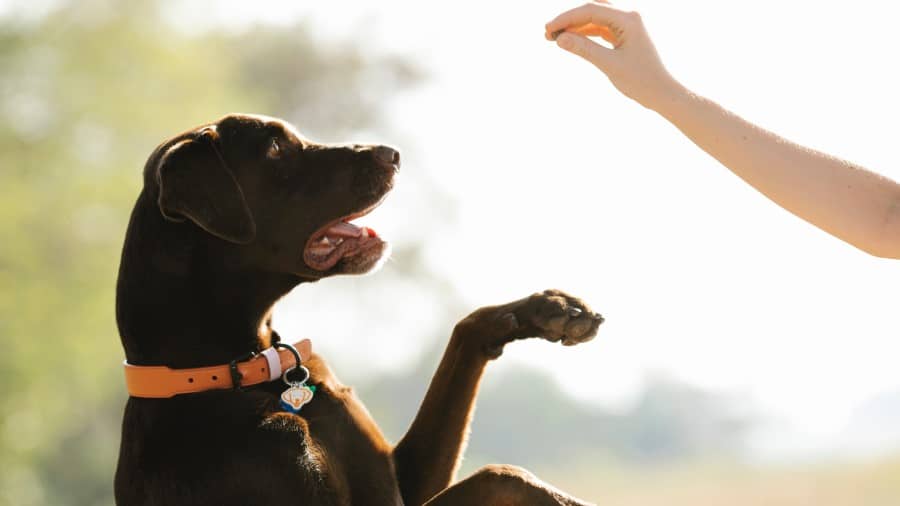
423, 464, 593, 506
392, 290, 603, 506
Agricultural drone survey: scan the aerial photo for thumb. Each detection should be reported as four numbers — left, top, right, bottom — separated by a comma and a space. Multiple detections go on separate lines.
556, 32, 614, 70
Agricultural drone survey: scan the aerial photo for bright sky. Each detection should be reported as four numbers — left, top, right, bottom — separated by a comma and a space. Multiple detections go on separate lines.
166, 0, 900, 458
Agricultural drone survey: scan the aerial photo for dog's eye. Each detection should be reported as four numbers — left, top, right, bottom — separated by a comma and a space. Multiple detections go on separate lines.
266, 138, 281, 159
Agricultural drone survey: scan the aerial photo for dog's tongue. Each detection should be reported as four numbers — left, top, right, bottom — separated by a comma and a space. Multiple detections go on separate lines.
326, 221, 377, 239
304, 220, 380, 270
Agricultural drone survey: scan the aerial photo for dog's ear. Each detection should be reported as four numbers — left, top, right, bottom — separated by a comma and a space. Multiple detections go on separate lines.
155, 127, 256, 244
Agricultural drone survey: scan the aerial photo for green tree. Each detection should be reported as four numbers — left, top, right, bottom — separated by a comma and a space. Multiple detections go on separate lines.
0, 1, 419, 504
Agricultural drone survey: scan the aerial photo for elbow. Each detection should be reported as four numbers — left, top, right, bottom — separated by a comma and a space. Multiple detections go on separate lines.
852, 226, 900, 259
828, 230, 900, 259
859, 241, 900, 260
853, 194, 900, 260
857, 202, 900, 259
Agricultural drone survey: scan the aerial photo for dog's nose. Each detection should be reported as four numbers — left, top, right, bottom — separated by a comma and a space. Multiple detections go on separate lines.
372, 146, 400, 172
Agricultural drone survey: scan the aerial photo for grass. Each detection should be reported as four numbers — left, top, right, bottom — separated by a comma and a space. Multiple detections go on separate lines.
527, 455, 900, 506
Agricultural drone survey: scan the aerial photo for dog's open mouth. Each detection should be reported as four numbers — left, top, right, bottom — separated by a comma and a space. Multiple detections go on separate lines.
303, 199, 388, 272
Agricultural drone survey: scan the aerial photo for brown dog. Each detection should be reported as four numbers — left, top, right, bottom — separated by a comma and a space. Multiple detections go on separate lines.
114, 113, 603, 505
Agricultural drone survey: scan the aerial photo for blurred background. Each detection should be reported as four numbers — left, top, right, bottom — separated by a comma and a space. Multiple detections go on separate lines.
2, 0, 900, 504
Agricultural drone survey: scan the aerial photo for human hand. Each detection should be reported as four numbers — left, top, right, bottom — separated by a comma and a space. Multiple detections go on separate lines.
545, 1, 681, 110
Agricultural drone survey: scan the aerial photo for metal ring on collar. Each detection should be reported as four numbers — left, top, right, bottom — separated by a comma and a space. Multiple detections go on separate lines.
274, 342, 308, 384
281, 365, 310, 386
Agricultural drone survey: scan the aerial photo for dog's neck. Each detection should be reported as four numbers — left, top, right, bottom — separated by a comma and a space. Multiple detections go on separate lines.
116, 190, 304, 368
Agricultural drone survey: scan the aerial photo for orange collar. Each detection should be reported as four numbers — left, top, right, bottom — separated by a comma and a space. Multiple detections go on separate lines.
123, 339, 312, 398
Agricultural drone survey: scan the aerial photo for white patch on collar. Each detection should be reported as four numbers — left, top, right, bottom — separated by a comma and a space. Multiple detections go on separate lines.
261, 347, 282, 382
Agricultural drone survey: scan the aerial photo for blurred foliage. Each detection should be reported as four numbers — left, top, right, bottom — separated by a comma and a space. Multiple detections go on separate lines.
544, 455, 900, 506
361, 359, 750, 472
0, 1, 417, 504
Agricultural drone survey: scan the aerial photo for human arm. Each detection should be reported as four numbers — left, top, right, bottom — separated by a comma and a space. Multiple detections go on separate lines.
545, 2, 900, 258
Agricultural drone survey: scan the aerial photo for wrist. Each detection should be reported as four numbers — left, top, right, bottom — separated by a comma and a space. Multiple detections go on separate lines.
449, 325, 500, 363
645, 77, 692, 119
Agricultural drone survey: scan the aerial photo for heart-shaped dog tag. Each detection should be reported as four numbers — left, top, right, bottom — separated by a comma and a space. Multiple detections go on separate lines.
280, 384, 314, 414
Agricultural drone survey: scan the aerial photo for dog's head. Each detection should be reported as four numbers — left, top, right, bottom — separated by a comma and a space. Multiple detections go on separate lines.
144, 113, 398, 279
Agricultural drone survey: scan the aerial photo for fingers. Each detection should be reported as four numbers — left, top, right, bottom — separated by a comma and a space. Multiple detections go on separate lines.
555, 32, 616, 70
545, 1, 630, 41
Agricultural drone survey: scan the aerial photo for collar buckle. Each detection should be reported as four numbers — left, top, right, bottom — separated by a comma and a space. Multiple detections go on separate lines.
228, 351, 256, 392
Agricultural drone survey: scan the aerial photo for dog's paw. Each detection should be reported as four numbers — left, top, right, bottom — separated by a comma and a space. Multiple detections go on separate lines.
511, 289, 603, 346
458, 289, 604, 359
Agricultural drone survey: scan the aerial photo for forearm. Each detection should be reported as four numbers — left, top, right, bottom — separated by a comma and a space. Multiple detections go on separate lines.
653, 83, 900, 258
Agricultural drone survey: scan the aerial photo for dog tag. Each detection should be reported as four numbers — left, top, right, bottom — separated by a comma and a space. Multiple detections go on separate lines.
280, 383, 315, 414
279, 364, 316, 414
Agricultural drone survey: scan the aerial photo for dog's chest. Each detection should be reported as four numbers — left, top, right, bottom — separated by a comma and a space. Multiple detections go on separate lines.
298, 367, 403, 506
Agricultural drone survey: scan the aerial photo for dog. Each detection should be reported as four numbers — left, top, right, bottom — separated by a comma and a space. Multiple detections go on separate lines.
114, 113, 604, 505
